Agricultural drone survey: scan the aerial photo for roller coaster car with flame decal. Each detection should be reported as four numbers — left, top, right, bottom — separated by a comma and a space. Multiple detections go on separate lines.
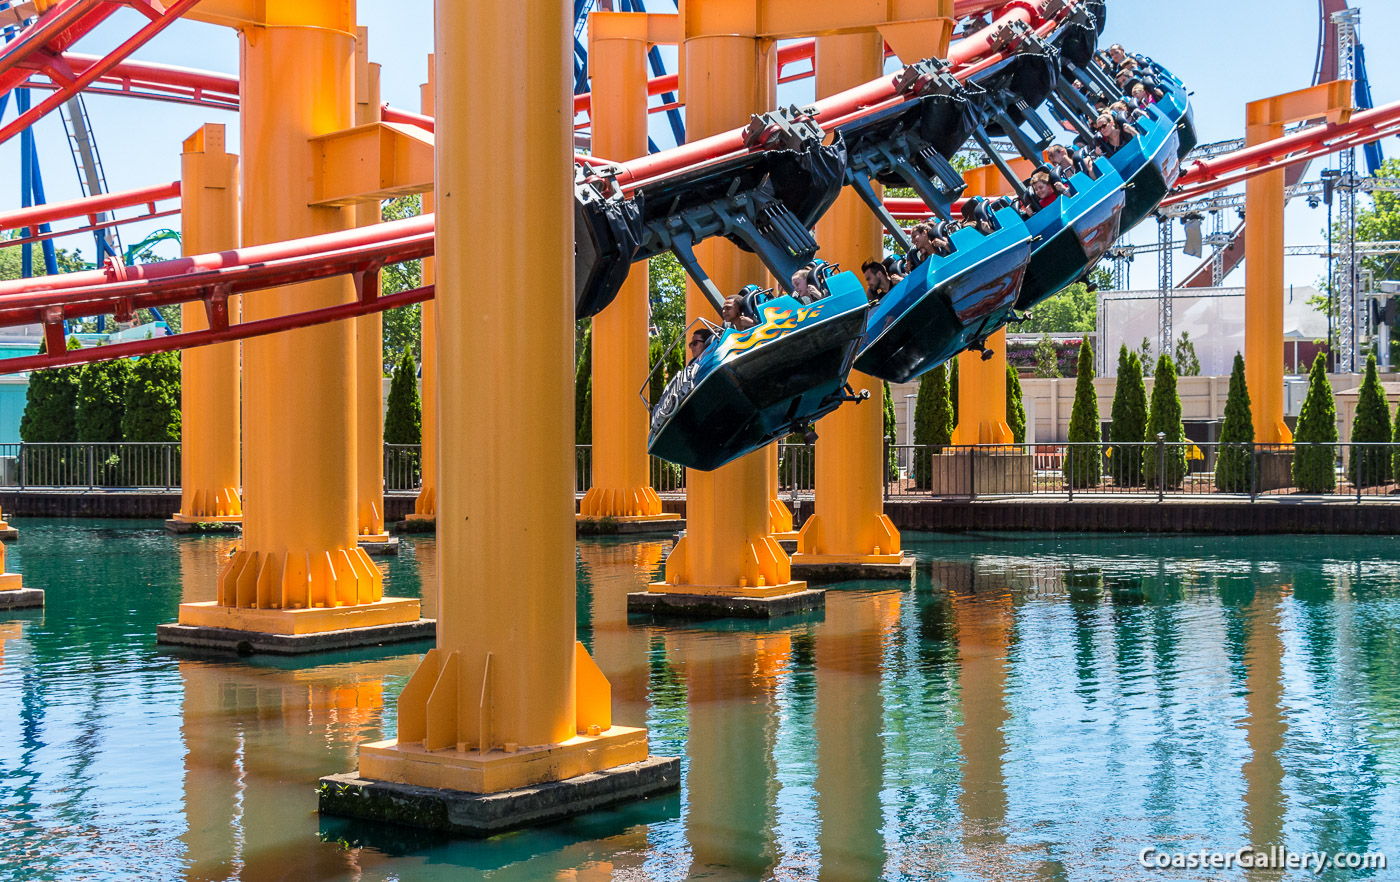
647, 272, 870, 472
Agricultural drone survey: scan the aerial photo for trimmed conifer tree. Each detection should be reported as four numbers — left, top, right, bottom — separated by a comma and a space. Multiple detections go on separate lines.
1143, 352, 1188, 490
1108, 345, 1148, 486
1347, 353, 1391, 487
1034, 333, 1060, 378
20, 337, 81, 443
76, 356, 133, 443
574, 322, 592, 445
384, 348, 422, 489
1393, 402, 1400, 486
1292, 353, 1337, 492
1063, 339, 1100, 487
913, 363, 953, 489
122, 350, 181, 442
949, 356, 959, 429
883, 381, 897, 482
1006, 364, 1026, 443
1214, 352, 1254, 493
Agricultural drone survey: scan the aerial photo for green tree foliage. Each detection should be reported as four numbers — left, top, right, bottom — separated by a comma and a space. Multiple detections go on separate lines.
1292, 353, 1338, 492
1347, 353, 1391, 487
1006, 364, 1026, 443
950, 357, 959, 428
1143, 353, 1188, 490
649, 252, 687, 345
122, 351, 181, 442
1034, 334, 1060, 378
912, 363, 954, 489
1108, 345, 1148, 485
575, 321, 592, 445
384, 348, 423, 488
381, 195, 423, 368
19, 337, 82, 443
76, 356, 133, 443
883, 380, 897, 481
1214, 353, 1255, 493
646, 332, 685, 490
1392, 400, 1400, 485
1175, 331, 1201, 377
1063, 339, 1100, 487
1019, 283, 1096, 334
1138, 336, 1153, 366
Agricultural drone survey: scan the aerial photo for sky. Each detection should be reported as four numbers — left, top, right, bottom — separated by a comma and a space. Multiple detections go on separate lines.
1, 0, 1396, 291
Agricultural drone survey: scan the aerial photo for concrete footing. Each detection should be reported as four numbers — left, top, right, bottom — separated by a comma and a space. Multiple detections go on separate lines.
358, 536, 402, 556
576, 517, 685, 537
394, 517, 436, 534
318, 755, 680, 836
156, 618, 435, 655
165, 518, 242, 535
0, 526, 17, 541
790, 556, 915, 584
627, 588, 825, 619
0, 588, 43, 610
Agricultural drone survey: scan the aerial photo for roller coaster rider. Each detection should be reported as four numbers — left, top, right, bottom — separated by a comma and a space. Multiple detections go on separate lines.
687, 326, 716, 362
720, 290, 759, 330
861, 259, 901, 303
1093, 113, 1139, 158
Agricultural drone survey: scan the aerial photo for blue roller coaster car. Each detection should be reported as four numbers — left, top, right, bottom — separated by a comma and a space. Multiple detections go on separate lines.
648, 271, 870, 472
1014, 159, 1127, 310
1108, 64, 1192, 232
854, 203, 1031, 384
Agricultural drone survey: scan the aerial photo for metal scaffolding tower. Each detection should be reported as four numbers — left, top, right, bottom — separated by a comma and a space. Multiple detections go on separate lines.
1333, 6, 1360, 372
1157, 213, 1173, 358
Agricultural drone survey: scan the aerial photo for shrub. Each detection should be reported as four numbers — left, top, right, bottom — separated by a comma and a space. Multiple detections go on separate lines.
76, 354, 135, 487
883, 380, 897, 481
384, 348, 422, 489
1107, 345, 1147, 486
1292, 353, 1337, 492
1175, 331, 1201, 377
19, 337, 82, 485
1347, 353, 1391, 487
575, 321, 592, 445
1143, 353, 1187, 490
1006, 364, 1026, 443
123, 350, 181, 442
1214, 352, 1254, 493
912, 363, 954, 489
949, 356, 959, 429
1063, 339, 1100, 487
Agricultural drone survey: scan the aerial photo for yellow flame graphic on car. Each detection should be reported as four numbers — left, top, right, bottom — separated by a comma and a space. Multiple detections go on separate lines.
714, 303, 825, 361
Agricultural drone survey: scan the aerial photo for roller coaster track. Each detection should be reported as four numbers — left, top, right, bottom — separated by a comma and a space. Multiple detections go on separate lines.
0, 0, 1393, 377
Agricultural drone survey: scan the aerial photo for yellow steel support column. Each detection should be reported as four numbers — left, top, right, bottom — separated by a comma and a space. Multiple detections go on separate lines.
409, 59, 437, 524
951, 163, 1031, 446
794, 32, 903, 565
353, 0, 653, 794
172, 124, 242, 525
176, 1, 418, 636
354, 30, 390, 544
1244, 82, 1352, 443
646, 26, 806, 599
580, 13, 665, 523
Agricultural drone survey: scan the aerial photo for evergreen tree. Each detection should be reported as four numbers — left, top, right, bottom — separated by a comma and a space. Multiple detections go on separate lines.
913, 363, 954, 489
1143, 352, 1188, 489
574, 321, 592, 445
1214, 352, 1254, 493
1063, 339, 1101, 487
1347, 352, 1390, 487
383, 348, 422, 489
647, 335, 666, 406
883, 381, 897, 482
950, 356, 959, 429
20, 337, 81, 443
1392, 401, 1400, 486
1006, 364, 1026, 443
1108, 345, 1148, 485
76, 356, 133, 443
122, 350, 181, 442
1138, 336, 1153, 366
1175, 331, 1201, 376
1292, 353, 1337, 492
1034, 334, 1060, 378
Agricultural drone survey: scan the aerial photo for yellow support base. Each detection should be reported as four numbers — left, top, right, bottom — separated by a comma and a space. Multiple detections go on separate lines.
793, 513, 902, 563
769, 497, 798, 542
177, 597, 420, 635
214, 546, 385, 610
174, 487, 243, 521
411, 486, 437, 520
358, 726, 648, 795
0, 572, 23, 591
170, 513, 243, 525
579, 485, 664, 519
645, 578, 808, 598
357, 532, 394, 544
648, 532, 807, 598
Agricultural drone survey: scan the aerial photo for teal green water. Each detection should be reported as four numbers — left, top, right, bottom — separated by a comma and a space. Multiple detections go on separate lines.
2, 523, 1400, 880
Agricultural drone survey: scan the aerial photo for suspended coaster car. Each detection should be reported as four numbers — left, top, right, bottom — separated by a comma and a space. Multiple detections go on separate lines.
647, 270, 871, 472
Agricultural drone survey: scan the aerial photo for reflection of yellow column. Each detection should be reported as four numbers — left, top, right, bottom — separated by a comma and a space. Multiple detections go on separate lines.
579, 14, 665, 523
674, 631, 789, 877
0, 621, 22, 668
349, 0, 663, 801
816, 589, 900, 879
408, 58, 437, 524
173, 2, 419, 637
795, 32, 904, 567
353, 33, 390, 545
951, 582, 1012, 860
1242, 592, 1286, 870
646, 29, 807, 602
172, 124, 241, 526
